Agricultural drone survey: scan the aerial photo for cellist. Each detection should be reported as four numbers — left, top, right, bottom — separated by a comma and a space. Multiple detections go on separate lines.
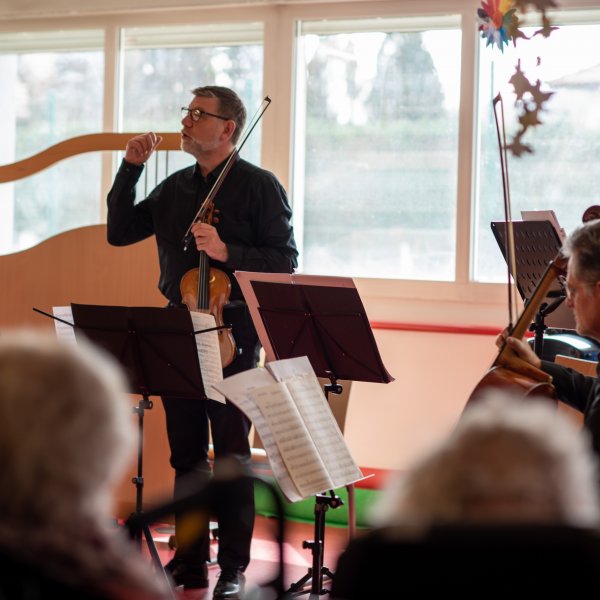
107, 86, 298, 599
502, 218, 600, 461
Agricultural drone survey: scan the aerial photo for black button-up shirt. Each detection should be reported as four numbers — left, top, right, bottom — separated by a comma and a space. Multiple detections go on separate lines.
542, 359, 600, 459
107, 156, 298, 304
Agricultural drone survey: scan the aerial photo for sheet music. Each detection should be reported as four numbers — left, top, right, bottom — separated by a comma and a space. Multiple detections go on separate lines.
521, 209, 566, 242
189, 312, 225, 404
250, 382, 332, 497
52, 306, 77, 345
268, 356, 362, 485
286, 374, 363, 488
214, 355, 364, 501
213, 368, 302, 501
266, 355, 313, 381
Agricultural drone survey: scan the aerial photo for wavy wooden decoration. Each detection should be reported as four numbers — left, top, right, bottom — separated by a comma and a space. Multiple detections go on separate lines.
0, 132, 181, 183
0, 224, 164, 329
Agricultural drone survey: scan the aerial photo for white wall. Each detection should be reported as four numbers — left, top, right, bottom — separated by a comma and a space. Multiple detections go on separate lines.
346, 328, 498, 470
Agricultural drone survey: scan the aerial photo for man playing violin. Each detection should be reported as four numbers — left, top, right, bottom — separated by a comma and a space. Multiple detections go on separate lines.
502, 218, 600, 460
107, 86, 298, 599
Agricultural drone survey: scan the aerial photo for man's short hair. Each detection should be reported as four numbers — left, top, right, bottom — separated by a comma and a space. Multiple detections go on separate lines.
191, 85, 247, 144
564, 218, 600, 283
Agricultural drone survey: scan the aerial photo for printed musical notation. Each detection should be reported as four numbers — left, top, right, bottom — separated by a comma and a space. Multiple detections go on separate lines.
213, 355, 364, 502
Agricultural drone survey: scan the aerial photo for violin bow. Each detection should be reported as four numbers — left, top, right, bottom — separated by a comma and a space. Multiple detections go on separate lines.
493, 93, 519, 332
182, 96, 272, 250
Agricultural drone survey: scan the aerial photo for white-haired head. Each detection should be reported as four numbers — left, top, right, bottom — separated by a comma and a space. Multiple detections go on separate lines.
371, 392, 600, 530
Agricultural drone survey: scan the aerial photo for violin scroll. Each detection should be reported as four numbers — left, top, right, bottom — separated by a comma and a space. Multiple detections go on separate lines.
582, 205, 600, 223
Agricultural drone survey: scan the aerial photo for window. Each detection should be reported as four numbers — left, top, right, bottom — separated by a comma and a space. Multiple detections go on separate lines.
293, 16, 462, 280
474, 17, 600, 282
3, 3, 599, 296
0, 30, 104, 254
120, 23, 264, 172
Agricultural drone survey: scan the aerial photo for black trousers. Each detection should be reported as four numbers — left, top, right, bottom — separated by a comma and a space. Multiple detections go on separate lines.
161, 305, 260, 572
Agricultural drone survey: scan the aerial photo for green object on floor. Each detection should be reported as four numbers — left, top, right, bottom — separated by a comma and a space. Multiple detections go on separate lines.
254, 479, 379, 528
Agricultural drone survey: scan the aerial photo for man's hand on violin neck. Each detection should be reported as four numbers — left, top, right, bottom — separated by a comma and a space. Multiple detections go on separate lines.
191, 222, 229, 263
124, 132, 163, 166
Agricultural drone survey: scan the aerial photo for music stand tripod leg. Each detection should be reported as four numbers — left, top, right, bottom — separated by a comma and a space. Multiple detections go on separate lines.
288, 492, 342, 596
129, 394, 175, 597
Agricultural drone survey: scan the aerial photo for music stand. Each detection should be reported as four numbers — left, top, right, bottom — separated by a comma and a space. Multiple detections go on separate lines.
491, 220, 572, 357
235, 272, 393, 596
69, 304, 210, 592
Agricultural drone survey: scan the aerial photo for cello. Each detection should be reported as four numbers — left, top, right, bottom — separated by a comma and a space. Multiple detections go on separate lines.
179, 97, 271, 368
466, 93, 568, 406
464, 201, 600, 407
466, 252, 567, 406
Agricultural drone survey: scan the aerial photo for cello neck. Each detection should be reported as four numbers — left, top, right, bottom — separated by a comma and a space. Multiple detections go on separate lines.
505, 253, 567, 342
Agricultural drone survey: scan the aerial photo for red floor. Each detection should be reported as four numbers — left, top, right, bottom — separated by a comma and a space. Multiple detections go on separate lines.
146, 516, 351, 598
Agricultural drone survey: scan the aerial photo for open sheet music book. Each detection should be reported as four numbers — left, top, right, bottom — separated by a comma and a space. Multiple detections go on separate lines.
213, 355, 364, 503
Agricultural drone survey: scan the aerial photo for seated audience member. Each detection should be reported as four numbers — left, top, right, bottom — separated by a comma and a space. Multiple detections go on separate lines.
0, 331, 172, 600
332, 394, 600, 598
372, 393, 600, 529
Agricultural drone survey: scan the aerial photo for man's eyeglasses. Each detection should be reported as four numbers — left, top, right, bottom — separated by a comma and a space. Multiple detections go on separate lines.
181, 107, 230, 122
558, 274, 596, 300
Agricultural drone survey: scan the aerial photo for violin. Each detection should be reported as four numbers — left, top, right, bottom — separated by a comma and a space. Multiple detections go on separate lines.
179, 97, 272, 368
180, 207, 237, 368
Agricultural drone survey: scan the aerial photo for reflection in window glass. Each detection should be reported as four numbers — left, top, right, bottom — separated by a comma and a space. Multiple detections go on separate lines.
294, 19, 461, 280
0, 31, 104, 254
121, 24, 264, 171
474, 22, 600, 282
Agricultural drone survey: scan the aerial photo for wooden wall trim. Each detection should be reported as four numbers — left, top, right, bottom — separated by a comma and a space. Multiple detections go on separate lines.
0, 224, 165, 329
0, 132, 181, 183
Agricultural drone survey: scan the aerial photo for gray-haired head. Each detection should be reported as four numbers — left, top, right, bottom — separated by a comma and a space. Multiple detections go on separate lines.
191, 85, 247, 144
563, 218, 600, 284
0, 331, 134, 524
371, 392, 600, 531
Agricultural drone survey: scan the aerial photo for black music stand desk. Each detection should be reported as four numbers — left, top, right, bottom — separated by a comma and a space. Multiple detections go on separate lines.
492, 220, 573, 356
235, 272, 393, 597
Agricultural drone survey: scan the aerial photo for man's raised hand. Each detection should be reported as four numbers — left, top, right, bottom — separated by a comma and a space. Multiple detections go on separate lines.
124, 132, 163, 166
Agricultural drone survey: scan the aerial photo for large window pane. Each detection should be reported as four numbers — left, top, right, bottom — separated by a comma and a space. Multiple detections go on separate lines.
0, 30, 104, 254
474, 20, 600, 282
2, 156, 102, 250
294, 17, 461, 280
120, 24, 264, 170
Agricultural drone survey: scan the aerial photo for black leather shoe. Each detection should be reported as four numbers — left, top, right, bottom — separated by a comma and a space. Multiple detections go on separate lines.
213, 570, 245, 599
165, 558, 209, 589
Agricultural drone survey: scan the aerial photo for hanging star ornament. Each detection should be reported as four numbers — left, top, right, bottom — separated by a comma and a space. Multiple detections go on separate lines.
478, 0, 559, 155
507, 62, 555, 155
508, 62, 532, 101
477, 0, 521, 50
514, 0, 558, 16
